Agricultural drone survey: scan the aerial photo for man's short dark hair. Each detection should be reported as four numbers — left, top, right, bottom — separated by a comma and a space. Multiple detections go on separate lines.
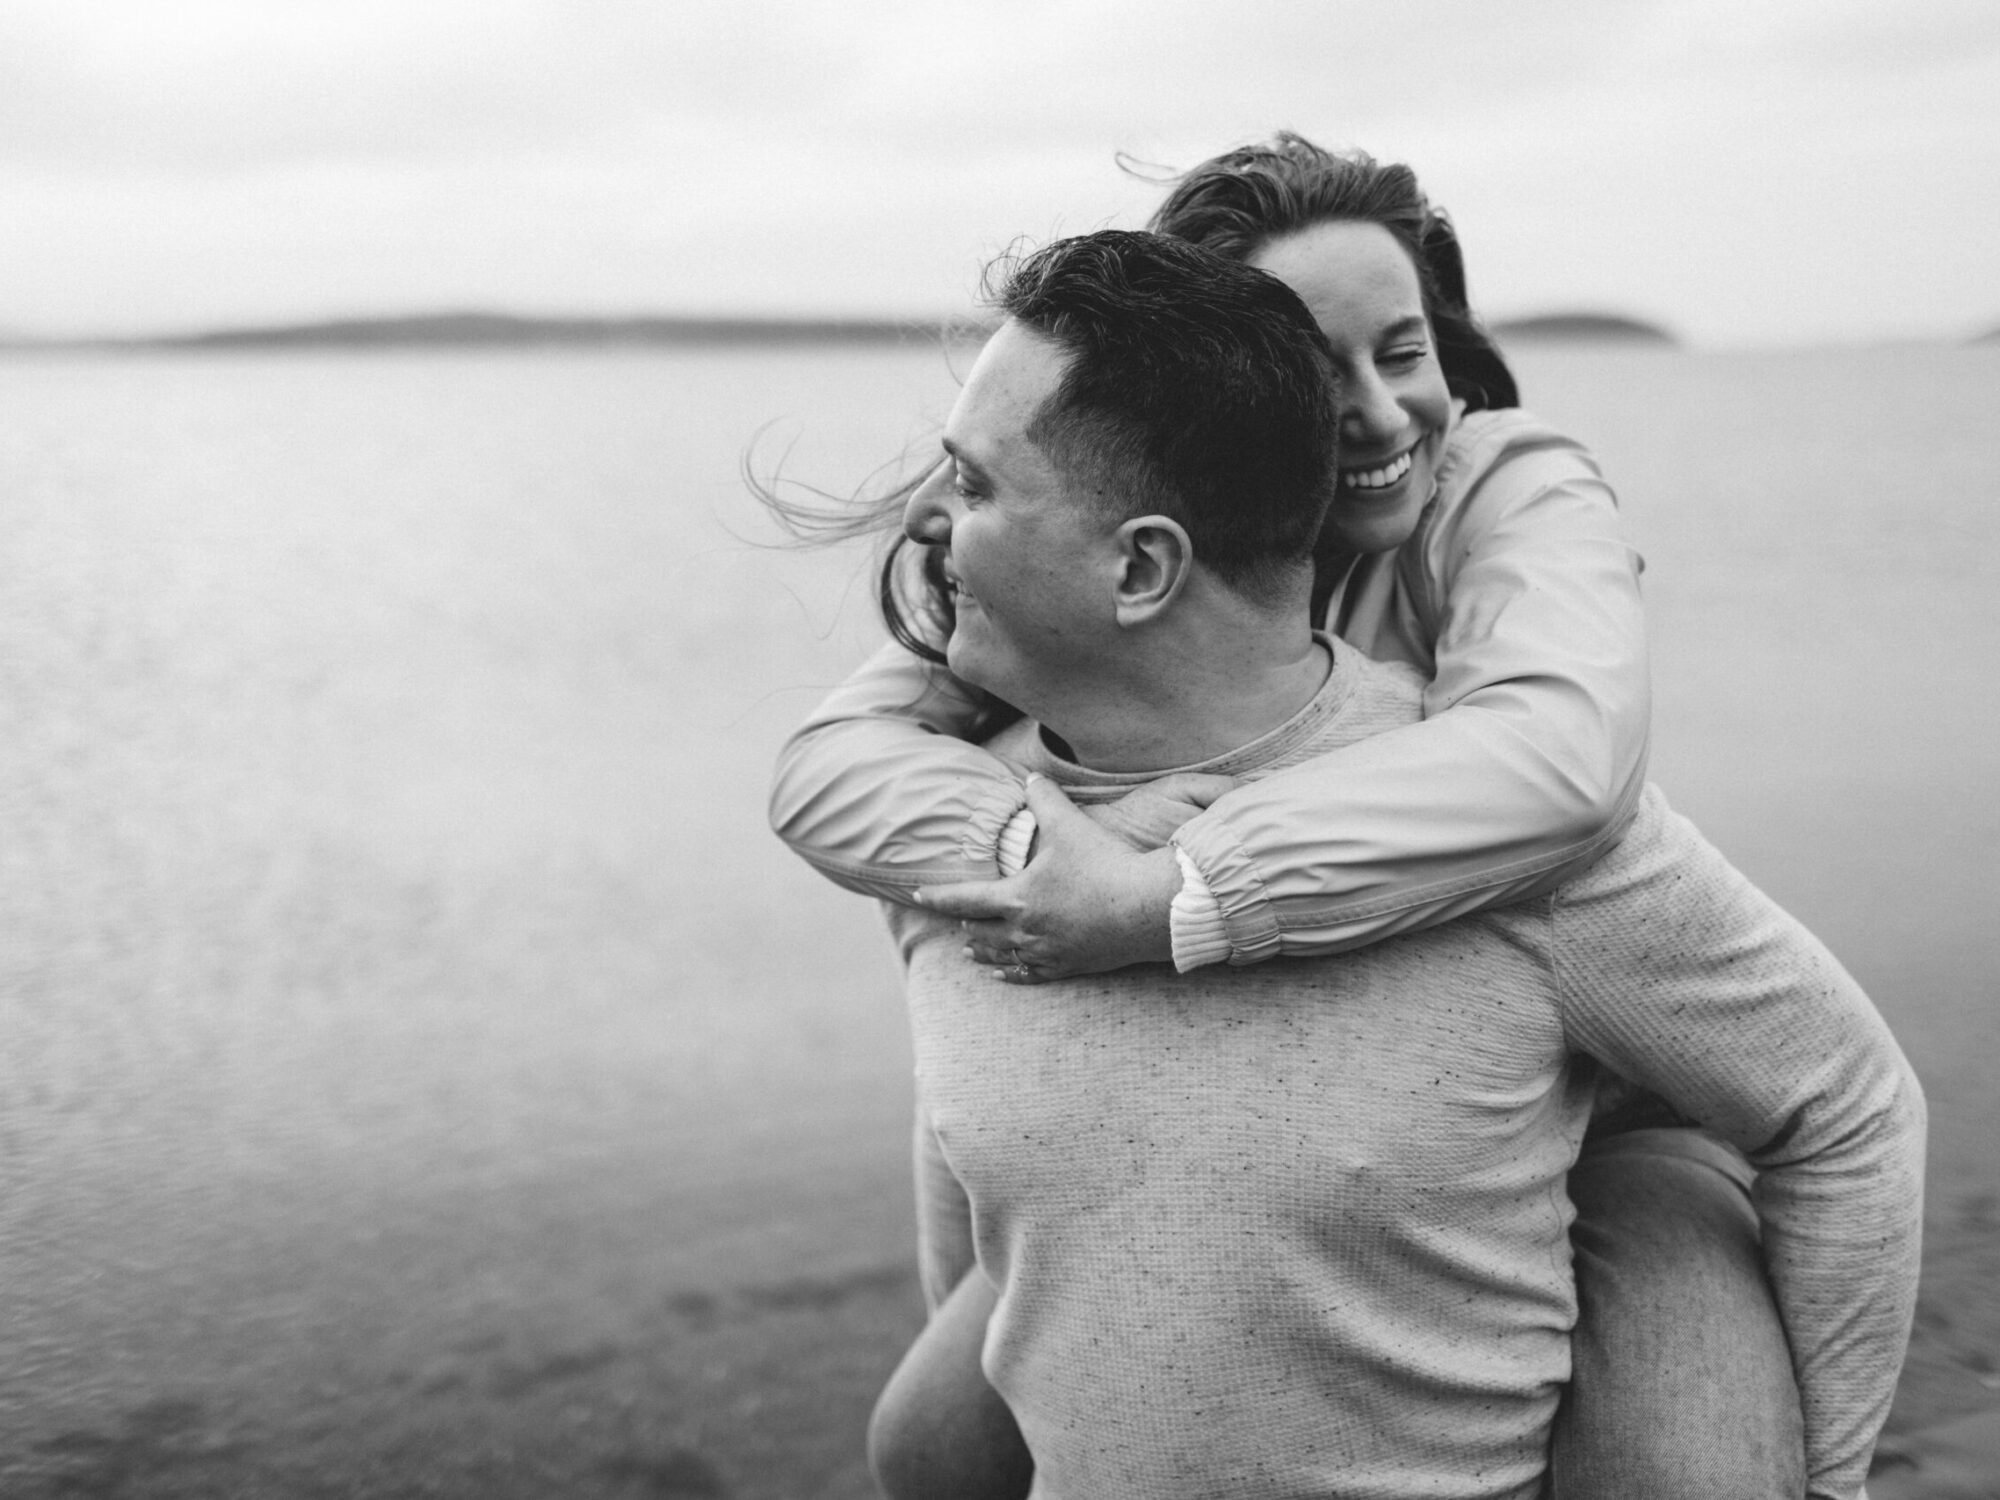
991, 229, 1341, 601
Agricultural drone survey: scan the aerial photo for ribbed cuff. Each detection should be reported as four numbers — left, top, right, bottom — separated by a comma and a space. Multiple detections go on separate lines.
995, 806, 1038, 877
960, 784, 1033, 874
1169, 848, 1231, 972
1170, 814, 1283, 966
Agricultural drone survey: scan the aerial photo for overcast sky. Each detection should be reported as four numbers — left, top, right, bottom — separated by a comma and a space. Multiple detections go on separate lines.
2, 0, 1994, 347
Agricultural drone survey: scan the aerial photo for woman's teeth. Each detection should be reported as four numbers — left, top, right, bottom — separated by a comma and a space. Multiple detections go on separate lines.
1342, 448, 1414, 491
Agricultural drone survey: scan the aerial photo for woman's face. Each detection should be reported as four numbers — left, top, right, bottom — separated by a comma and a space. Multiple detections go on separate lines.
1249, 220, 1454, 554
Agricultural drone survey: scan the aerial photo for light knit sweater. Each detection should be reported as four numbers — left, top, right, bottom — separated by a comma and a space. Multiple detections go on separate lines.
885, 642, 1924, 1500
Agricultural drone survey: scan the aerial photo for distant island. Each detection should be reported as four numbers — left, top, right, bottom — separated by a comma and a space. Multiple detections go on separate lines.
21, 309, 2000, 353
4, 307, 1692, 352
0, 311, 990, 352
1489, 312, 1678, 347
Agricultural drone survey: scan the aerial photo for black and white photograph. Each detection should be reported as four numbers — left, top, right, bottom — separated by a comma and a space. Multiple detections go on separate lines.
1, 3, 1995, 1496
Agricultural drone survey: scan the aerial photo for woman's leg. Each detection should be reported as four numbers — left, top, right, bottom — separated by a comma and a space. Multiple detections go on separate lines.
1549, 1127, 1806, 1499
867, 1268, 1033, 1500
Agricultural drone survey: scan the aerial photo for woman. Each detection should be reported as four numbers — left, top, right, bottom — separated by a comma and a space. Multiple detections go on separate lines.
771, 136, 1806, 1498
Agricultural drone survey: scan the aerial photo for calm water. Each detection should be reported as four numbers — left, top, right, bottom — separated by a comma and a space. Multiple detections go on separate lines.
1, 342, 1995, 1490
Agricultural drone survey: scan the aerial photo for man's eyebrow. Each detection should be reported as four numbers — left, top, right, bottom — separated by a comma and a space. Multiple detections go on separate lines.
940, 437, 991, 479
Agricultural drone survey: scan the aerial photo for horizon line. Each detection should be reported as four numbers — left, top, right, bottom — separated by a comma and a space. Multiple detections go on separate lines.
1, 306, 1992, 353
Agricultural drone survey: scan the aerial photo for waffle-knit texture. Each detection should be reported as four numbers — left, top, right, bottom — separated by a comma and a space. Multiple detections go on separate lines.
885, 640, 1923, 1500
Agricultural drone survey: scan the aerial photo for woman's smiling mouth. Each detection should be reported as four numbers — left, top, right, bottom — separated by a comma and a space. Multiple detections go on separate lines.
1339, 445, 1416, 492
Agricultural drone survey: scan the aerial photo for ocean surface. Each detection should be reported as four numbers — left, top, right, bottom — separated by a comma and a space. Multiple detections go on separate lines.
1, 341, 1995, 1495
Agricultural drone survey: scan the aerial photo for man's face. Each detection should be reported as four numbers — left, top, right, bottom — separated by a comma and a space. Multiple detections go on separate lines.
902, 320, 1116, 710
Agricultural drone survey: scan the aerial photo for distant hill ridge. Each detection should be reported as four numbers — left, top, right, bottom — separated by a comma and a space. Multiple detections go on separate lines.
1490, 312, 1678, 346
11, 309, 2000, 352
1, 310, 989, 351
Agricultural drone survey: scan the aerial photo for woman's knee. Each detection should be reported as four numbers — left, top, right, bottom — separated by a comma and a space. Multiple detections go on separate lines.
867, 1271, 1031, 1500
1555, 1128, 1804, 1500
866, 1367, 949, 1500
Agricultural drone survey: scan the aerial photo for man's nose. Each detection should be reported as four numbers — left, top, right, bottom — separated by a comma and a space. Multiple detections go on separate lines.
903, 460, 953, 544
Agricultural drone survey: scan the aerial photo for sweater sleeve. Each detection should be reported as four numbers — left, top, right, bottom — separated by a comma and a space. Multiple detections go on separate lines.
1167, 415, 1652, 963
768, 639, 1027, 902
1546, 792, 1926, 1500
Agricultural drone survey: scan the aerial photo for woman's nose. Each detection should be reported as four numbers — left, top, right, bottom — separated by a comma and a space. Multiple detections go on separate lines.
1340, 370, 1401, 443
903, 460, 954, 544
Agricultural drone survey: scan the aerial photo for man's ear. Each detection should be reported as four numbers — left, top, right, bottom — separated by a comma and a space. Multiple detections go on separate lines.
1112, 515, 1193, 627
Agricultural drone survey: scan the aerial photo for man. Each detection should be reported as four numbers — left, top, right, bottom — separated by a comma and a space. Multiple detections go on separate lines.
841, 231, 1924, 1499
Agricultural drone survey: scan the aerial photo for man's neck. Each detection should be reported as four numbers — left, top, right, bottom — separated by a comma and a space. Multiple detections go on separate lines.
1033, 591, 1329, 774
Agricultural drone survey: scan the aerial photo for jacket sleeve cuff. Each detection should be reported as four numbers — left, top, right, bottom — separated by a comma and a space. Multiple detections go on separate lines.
1171, 814, 1285, 966
994, 806, 1038, 878
1169, 848, 1233, 972
961, 784, 1033, 876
